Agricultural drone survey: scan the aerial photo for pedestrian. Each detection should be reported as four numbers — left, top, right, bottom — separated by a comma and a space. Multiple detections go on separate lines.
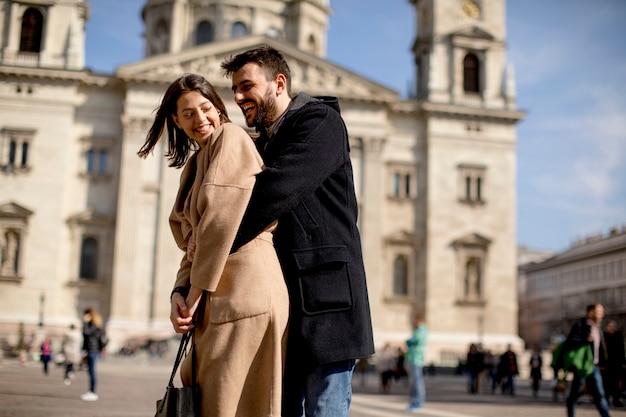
220, 46, 375, 417
529, 345, 543, 397
601, 319, 625, 408
139, 73, 289, 417
394, 346, 408, 384
81, 308, 103, 401
40, 337, 52, 375
377, 343, 395, 394
482, 349, 497, 394
564, 303, 611, 417
497, 344, 518, 396
355, 357, 370, 387
62, 323, 81, 385
465, 343, 483, 394
405, 314, 427, 411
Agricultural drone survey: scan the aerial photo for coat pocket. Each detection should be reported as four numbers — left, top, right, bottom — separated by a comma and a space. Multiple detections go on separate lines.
209, 244, 271, 324
293, 246, 353, 315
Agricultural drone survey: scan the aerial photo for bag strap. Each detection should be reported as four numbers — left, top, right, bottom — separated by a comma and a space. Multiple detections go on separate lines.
166, 330, 192, 388
165, 291, 206, 388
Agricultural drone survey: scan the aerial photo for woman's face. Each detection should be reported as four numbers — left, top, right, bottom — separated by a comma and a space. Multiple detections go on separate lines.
172, 90, 221, 148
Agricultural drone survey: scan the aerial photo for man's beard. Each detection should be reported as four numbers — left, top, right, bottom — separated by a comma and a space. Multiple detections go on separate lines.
254, 89, 279, 130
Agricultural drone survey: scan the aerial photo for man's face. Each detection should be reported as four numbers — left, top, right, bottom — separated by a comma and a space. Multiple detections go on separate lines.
231, 62, 278, 128
589, 304, 605, 322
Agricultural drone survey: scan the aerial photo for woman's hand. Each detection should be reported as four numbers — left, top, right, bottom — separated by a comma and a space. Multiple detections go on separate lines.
170, 292, 194, 333
186, 285, 204, 320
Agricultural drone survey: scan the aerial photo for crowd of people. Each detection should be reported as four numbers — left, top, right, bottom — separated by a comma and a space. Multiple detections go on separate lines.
464, 343, 519, 395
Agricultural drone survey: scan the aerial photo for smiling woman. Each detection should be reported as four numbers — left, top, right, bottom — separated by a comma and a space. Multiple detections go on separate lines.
136, 73, 289, 417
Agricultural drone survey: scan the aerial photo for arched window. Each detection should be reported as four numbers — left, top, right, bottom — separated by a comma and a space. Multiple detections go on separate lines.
463, 53, 480, 93
20, 8, 44, 53
150, 19, 170, 55
307, 34, 317, 54
196, 21, 213, 45
393, 255, 409, 296
231, 21, 247, 38
79, 237, 98, 280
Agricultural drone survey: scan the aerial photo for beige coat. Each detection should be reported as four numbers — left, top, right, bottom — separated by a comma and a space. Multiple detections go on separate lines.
169, 123, 289, 417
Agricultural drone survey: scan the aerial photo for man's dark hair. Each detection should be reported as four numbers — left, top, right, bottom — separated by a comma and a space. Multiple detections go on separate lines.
221, 45, 292, 94
586, 303, 598, 313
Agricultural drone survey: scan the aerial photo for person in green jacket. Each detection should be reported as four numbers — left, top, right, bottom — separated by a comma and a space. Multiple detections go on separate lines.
565, 303, 610, 417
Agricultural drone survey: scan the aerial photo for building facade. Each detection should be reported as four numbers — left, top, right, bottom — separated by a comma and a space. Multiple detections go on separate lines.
0, 0, 524, 363
519, 227, 626, 349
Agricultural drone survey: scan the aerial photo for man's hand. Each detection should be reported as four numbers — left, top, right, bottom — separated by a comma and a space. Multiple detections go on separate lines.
170, 292, 194, 333
187, 235, 196, 262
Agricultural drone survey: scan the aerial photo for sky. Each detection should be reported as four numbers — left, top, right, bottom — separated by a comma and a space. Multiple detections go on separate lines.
84, 0, 626, 254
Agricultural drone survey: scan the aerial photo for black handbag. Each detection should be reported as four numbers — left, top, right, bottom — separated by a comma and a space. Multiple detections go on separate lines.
155, 330, 198, 417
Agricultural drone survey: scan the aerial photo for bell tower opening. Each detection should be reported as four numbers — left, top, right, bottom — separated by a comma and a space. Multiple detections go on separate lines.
19, 8, 44, 53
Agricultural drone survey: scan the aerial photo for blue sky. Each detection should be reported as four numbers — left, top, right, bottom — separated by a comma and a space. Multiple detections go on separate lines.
85, 0, 626, 253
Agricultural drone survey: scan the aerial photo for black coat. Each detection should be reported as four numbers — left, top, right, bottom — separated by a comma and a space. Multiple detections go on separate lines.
233, 93, 375, 365
566, 317, 608, 364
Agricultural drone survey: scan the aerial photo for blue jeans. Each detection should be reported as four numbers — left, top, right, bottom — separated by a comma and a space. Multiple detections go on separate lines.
566, 365, 610, 417
282, 359, 355, 417
408, 364, 425, 407
86, 351, 99, 393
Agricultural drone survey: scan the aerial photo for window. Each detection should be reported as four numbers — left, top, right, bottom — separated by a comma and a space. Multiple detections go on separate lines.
67, 209, 114, 283
196, 21, 213, 44
307, 34, 317, 54
79, 237, 98, 280
1, 128, 35, 173
453, 233, 491, 305
80, 137, 113, 179
458, 164, 486, 204
385, 231, 420, 301
231, 22, 247, 38
0, 202, 33, 281
463, 53, 480, 93
150, 19, 170, 55
389, 164, 417, 199
86, 149, 108, 174
393, 255, 409, 296
20, 8, 44, 53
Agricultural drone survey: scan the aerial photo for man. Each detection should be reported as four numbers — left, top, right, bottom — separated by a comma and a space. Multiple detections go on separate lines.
220, 46, 375, 417
405, 314, 427, 411
498, 344, 519, 396
565, 303, 611, 417
601, 319, 625, 407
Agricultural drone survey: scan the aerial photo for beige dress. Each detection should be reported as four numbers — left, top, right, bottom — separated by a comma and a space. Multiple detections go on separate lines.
169, 123, 289, 417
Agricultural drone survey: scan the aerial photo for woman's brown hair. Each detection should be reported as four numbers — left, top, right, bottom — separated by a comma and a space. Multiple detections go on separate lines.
137, 74, 230, 168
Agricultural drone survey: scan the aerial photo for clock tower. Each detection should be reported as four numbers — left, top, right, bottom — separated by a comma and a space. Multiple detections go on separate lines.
412, 0, 516, 108
408, 0, 525, 357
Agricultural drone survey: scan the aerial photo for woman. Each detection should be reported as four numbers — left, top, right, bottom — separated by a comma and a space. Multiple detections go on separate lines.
62, 323, 82, 385
81, 308, 103, 401
40, 337, 52, 375
138, 74, 289, 417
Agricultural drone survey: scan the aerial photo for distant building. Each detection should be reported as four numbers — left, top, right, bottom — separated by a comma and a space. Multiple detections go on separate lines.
0, 0, 524, 363
519, 226, 626, 349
